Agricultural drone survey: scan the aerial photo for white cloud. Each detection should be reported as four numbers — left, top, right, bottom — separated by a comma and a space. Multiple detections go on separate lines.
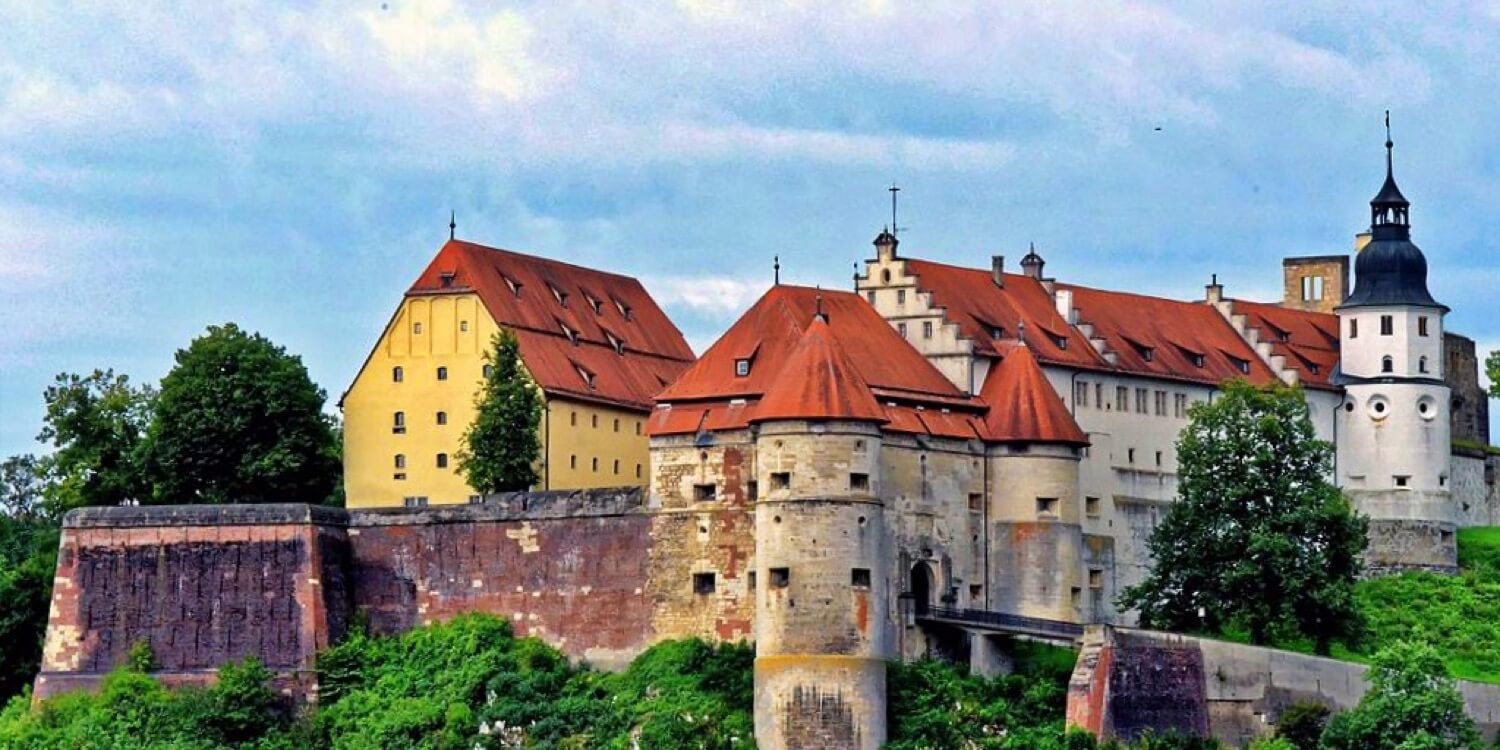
642, 275, 770, 315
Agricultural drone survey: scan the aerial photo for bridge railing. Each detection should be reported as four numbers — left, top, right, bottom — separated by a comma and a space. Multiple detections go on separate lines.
918, 605, 1085, 639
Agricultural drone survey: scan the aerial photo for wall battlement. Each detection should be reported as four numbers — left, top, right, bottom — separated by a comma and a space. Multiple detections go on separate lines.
36, 489, 671, 703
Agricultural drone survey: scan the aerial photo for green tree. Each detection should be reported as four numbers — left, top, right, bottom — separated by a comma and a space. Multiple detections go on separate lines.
457, 330, 542, 494
142, 323, 339, 505
1319, 640, 1482, 750
0, 456, 45, 521
1485, 350, 1499, 399
36, 370, 153, 511
1118, 380, 1368, 653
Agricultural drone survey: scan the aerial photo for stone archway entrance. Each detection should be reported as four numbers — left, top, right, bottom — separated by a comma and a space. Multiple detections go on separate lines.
910, 562, 935, 616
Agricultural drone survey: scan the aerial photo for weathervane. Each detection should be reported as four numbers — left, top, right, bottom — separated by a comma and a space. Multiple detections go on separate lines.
889, 183, 902, 237
774, 255, 781, 286
449, 210, 456, 240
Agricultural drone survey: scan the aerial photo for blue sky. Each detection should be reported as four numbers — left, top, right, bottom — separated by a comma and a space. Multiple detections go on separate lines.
2, 0, 1498, 457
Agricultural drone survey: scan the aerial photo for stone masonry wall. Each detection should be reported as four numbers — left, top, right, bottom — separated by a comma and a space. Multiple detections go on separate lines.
37, 489, 673, 701
1068, 626, 1500, 747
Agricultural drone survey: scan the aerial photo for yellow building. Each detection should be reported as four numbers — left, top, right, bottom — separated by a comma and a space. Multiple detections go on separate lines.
341, 238, 695, 507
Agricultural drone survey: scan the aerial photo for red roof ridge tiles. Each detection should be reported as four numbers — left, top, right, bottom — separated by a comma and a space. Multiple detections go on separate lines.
979, 343, 1090, 446
749, 316, 887, 424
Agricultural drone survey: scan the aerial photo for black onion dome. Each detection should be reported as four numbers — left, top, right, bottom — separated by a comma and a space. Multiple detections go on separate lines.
1338, 126, 1447, 312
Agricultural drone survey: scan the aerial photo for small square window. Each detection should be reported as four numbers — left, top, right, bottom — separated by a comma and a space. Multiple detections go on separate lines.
1070, 586, 1082, 607
468, 495, 483, 504
896, 289, 906, 304
849, 473, 870, 492
694, 483, 717, 501
922, 321, 933, 339
968, 493, 983, 512
969, 584, 982, 601
693, 572, 716, 595
1036, 497, 1059, 517
1089, 569, 1104, 589
770, 567, 790, 588
436, 366, 448, 381
897, 322, 907, 337
1394, 475, 1410, 488
413, 322, 422, 334
403, 496, 428, 508
436, 453, 448, 468
483, 364, 494, 378
436, 411, 447, 425
1085, 496, 1101, 517
393, 472, 406, 481
392, 366, 404, 382
770, 472, 791, 491
459, 320, 468, 332
851, 568, 871, 589
735, 359, 751, 377
394, 454, 406, 469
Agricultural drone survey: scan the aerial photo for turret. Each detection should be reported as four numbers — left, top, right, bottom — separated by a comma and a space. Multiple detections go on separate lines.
750, 312, 889, 750
1335, 115, 1456, 573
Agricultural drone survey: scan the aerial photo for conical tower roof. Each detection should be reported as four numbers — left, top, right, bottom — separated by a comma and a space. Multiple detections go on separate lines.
979, 343, 1089, 445
750, 315, 887, 424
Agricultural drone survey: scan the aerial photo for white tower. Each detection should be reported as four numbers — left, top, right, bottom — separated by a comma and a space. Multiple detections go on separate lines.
1335, 117, 1456, 573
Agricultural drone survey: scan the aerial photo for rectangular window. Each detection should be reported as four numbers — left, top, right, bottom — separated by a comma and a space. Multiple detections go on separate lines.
1174, 393, 1188, 418
1089, 569, 1104, 589
1128, 448, 1136, 463
459, 320, 468, 332
591, 457, 598, 472
1085, 496, 1101, 517
1394, 475, 1410, 488
849, 473, 870, 492
897, 322, 907, 338
770, 472, 790, 491
1155, 451, 1163, 467
1350, 319, 1359, 338
693, 572, 716, 595
748, 571, 757, 591
436, 366, 448, 380
1135, 388, 1148, 414
735, 359, 751, 376
570, 455, 577, 469
1036, 497, 1059, 517
1095, 383, 1104, 409
896, 289, 906, 305
1116, 386, 1129, 411
1418, 316, 1429, 337
636, 464, 642, 479
969, 584, 982, 601
436, 453, 448, 468
1380, 315, 1394, 336
393, 473, 406, 481
403, 496, 428, 508
851, 568, 871, 589
747, 481, 759, 501
866, 291, 876, 304
613, 418, 620, 432
392, 366, 403, 382
968, 493, 983, 512
769, 567, 790, 589
612, 459, 620, 475
468, 495, 482, 504
392, 412, 405, 434
694, 483, 717, 501
1075, 381, 1089, 408
1154, 390, 1167, 416
922, 321, 933, 339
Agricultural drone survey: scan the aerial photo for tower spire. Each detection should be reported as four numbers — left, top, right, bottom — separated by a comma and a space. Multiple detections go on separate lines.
888, 183, 901, 237
1370, 111, 1410, 235
449, 210, 456, 240
774, 255, 781, 286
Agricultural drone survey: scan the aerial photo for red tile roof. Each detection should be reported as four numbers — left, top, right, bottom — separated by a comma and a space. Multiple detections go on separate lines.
407, 240, 694, 411
749, 316, 887, 424
657, 285, 964, 404
1227, 300, 1340, 390
650, 285, 982, 437
1059, 283, 1281, 387
979, 344, 1090, 445
902, 259, 1106, 369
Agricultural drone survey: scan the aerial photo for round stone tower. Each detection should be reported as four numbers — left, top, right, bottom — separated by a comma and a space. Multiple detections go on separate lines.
1335, 117, 1456, 573
750, 313, 889, 750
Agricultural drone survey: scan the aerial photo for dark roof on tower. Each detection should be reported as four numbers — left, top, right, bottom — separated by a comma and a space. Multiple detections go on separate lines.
1339, 123, 1448, 312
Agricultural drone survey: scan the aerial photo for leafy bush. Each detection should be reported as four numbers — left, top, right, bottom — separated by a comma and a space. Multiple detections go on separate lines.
1272, 701, 1328, 749
1318, 640, 1482, 750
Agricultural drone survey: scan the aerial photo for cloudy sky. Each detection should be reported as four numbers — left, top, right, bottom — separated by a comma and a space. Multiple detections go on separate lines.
3, 0, 1498, 456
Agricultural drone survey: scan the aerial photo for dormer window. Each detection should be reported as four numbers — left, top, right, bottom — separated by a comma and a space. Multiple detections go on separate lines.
613, 298, 632, 320
1052, 333, 1068, 350
439, 271, 455, 288
1129, 341, 1154, 362
605, 331, 625, 355
576, 364, 596, 390
559, 320, 578, 345
1231, 356, 1251, 374
504, 275, 522, 297
1192, 354, 1205, 368
549, 284, 568, 308
735, 359, 751, 377
991, 327, 1004, 339
586, 294, 603, 315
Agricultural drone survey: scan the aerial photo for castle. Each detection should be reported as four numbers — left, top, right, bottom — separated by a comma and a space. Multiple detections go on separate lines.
35, 135, 1499, 749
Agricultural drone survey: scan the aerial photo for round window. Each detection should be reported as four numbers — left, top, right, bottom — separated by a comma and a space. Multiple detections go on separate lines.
1344, 401, 1355, 413
1367, 395, 1390, 421
1417, 396, 1438, 421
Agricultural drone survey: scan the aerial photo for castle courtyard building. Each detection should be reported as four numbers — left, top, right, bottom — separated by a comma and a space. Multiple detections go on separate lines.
342, 238, 695, 507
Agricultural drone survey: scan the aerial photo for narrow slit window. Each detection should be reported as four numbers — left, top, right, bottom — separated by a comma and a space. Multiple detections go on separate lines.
393, 412, 406, 434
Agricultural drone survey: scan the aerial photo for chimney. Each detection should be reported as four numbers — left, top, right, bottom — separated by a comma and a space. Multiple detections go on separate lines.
1205, 273, 1223, 304
991, 255, 1005, 288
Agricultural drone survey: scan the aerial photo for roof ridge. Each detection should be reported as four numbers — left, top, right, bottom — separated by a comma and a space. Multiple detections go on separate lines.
451, 240, 646, 285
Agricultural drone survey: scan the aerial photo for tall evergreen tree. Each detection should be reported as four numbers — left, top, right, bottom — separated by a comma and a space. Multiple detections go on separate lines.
457, 330, 542, 494
1118, 380, 1368, 653
141, 323, 339, 505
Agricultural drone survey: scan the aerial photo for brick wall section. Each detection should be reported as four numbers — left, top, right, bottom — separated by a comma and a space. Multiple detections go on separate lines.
36, 490, 664, 701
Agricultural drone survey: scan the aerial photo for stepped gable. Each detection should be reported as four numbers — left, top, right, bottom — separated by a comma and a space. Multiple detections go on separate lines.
1057, 283, 1280, 387
979, 343, 1090, 446
650, 285, 981, 437
406, 239, 694, 410
749, 315, 886, 424
1226, 299, 1341, 390
902, 258, 1104, 368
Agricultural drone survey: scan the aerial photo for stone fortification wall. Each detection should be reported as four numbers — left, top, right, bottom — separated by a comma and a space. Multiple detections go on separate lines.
36, 489, 667, 702
1067, 626, 1500, 747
